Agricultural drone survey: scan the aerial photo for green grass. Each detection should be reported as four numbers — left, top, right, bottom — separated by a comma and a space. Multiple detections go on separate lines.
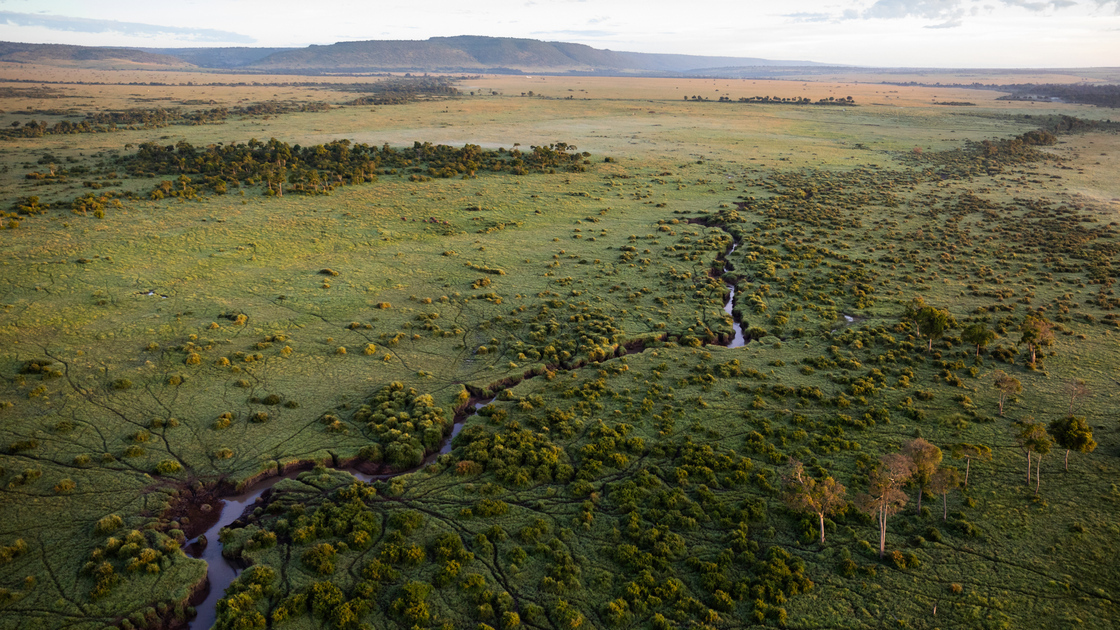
0, 76, 1118, 629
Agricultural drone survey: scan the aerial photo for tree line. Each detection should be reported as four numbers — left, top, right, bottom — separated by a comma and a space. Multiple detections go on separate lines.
0, 102, 333, 139
122, 138, 591, 200
685, 95, 856, 105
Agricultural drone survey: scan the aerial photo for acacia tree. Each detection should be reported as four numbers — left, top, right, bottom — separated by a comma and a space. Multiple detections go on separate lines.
855, 453, 915, 558
961, 322, 998, 358
782, 459, 847, 544
991, 370, 1021, 416
929, 467, 962, 521
904, 296, 928, 337
950, 442, 992, 487
903, 438, 942, 513
1048, 415, 1096, 471
1061, 379, 1091, 415
1018, 314, 1054, 365
917, 306, 953, 352
1015, 420, 1053, 494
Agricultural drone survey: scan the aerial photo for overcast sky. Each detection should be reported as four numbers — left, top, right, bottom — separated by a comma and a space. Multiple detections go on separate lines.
0, 0, 1117, 67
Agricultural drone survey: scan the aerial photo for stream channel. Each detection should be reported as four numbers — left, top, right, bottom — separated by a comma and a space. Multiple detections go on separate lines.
722, 240, 746, 349
186, 240, 746, 628
185, 408, 480, 629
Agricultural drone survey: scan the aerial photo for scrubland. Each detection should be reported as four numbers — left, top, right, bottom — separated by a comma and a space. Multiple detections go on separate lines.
0, 67, 1118, 629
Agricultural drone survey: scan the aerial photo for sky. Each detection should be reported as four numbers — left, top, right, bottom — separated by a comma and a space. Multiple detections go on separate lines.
0, 0, 1117, 68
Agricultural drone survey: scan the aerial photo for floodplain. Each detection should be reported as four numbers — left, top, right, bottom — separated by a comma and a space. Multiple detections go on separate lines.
0, 66, 1118, 630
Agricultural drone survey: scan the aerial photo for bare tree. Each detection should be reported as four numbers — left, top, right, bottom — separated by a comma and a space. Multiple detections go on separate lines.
782, 459, 847, 544
1061, 379, 1091, 415
855, 453, 915, 558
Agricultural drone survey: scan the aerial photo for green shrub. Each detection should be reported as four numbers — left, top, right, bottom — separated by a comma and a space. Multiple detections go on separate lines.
302, 543, 337, 575
95, 514, 124, 535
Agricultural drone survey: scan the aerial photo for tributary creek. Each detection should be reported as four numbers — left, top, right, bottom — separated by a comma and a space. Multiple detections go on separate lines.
187, 240, 745, 628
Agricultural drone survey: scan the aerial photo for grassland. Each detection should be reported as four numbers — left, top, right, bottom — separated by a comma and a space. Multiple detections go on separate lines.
0, 66, 1118, 630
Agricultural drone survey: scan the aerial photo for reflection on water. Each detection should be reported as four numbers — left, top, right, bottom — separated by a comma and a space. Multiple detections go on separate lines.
722, 240, 745, 348
187, 399, 490, 629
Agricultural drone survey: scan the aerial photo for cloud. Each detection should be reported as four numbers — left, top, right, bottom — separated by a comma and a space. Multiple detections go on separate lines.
0, 11, 255, 44
784, 12, 834, 22
1000, 0, 1078, 10
854, 0, 1083, 26
530, 29, 618, 38
862, 0, 966, 20
925, 17, 965, 26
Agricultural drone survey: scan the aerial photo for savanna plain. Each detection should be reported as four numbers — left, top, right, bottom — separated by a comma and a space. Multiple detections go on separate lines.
1, 67, 1119, 630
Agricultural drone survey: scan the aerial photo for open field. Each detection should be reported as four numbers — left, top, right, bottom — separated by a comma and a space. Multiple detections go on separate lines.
0, 67, 1118, 629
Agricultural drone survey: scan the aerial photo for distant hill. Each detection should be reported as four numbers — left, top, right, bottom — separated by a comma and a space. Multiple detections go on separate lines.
147, 36, 827, 74
0, 36, 828, 75
140, 47, 296, 68
0, 41, 189, 66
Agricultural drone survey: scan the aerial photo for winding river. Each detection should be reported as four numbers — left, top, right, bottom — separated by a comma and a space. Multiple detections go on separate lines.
186, 239, 746, 628
722, 240, 746, 348
185, 402, 486, 629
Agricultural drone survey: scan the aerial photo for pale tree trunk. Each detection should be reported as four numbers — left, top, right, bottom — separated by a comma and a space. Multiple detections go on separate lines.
819, 512, 825, 545
916, 487, 923, 513
878, 505, 886, 558
1035, 456, 1042, 495
1064, 449, 1070, 471
1026, 450, 1032, 484
942, 492, 948, 521
964, 458, 971, 486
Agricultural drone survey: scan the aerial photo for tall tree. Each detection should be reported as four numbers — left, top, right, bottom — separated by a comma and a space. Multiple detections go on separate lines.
1061, 379, 1091, 415
1018, 314, 1054, 365
782, 460, 847, 544
1048, 415, 1096, 471
903, 296, 928, 338
1015, 420, 1053, 494
903, 438, 942, 513
991, 370, 1021, 416
917, 306, 953, 352
961, 322, 998, 358
855, 453, 915, 558
929, 467, 962, 521
950, 443, 991, 487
